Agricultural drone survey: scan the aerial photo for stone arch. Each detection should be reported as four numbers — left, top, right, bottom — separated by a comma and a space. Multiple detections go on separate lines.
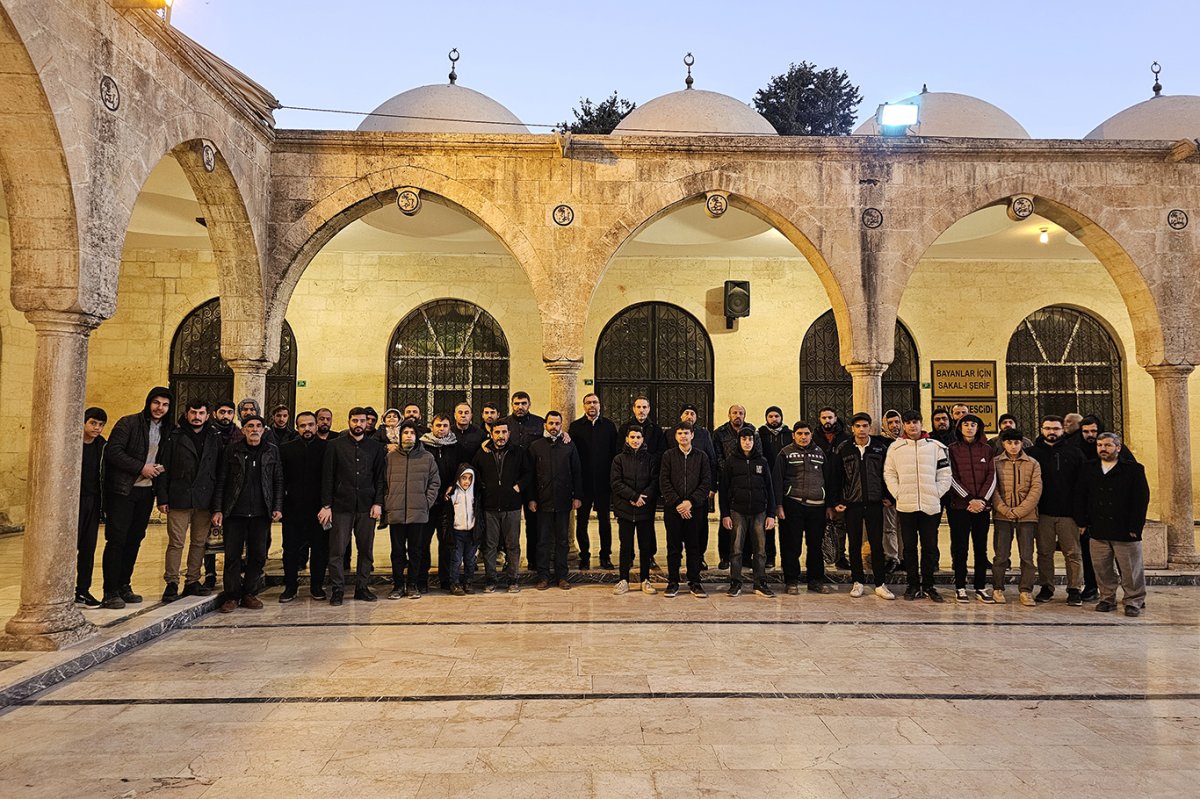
883, 175, 1171, 367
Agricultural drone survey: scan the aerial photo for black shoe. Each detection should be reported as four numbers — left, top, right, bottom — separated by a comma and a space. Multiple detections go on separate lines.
353, 588, 378, 602
926, 587, 944, 603
1035, 585, 1054, 604
330, 590, 344, 606
903, 587, 918, 601
101, 594, 126, 610
727, 583, 742, 598
204, 574, 217, 590
700, 560, 710, 571
161, 583, 180, 603
835, 557, 852, 570
600, 559, 615, 570
579, 555, 590, 571
75, 590, 101, 608
1066, 588, 1083, 607
754, 583, 775, 598
765, 559, 776, 570
182, 581, 212, 597
690, 583, 707, 598
1095, 600, 1116, 612
718, 560, 730, 570
279, 586, 298, 603
1124, 605, 1142, 617
311, 586, 328, 600
1081, 588, 1100, 602
808, 584, 834, 595
120, 586, 143, 604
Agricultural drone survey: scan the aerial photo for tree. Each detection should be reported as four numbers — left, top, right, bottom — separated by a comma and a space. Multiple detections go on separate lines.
558, 92, 636, 134
752, 62, 862, 136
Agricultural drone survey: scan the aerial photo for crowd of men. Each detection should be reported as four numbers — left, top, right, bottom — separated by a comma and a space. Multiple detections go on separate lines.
75, 389, 1152, 617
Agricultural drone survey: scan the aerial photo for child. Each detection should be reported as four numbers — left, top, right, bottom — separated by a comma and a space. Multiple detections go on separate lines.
444, 465, 484, 595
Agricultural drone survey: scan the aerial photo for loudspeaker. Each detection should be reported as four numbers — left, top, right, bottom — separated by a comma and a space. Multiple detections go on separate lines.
724, 280, 750, 318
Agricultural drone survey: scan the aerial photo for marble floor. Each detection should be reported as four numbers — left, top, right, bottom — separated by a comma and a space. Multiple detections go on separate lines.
1, 571, 1197, 797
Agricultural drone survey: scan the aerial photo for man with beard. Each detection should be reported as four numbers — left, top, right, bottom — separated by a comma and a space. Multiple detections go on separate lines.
1076, 415, 1136, 602
570, 393, 618, 570
418, 414, 463, 592
101, 386, 174, 609
76, 407, 108, 608
472, 421, 527, 592
318, 407, 386, 605
211, 401, 238, 445
990, 414, 1033, 455
453, 402, 486, 463
929, 408, 955, 446
814, 407, 851, 570
712, 405, 763, 569
402, 403, 430, 437
270, 405, 297, 445
525, 411, 582, 590
502, 391, 545, 569
1028, 415, 1086, 607
156, 399, 222, 602
279, 411, 329, 602
680, 404, 718, 570
757, 406, 790, 568
315, 408, 339, 441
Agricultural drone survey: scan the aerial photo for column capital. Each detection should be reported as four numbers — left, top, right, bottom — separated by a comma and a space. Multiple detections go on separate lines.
845, 361, 888, 378
543, 358, 583, 376
23, 309, 102, 335
1145, 363, 1196, 380
226, 357, 272, 375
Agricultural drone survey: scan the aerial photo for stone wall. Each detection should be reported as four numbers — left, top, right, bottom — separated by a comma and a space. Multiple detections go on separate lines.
0, 216, 34, 528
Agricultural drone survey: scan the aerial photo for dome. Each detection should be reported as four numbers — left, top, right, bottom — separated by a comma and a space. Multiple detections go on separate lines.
357, 84, 528, 134
854, 90, 1030, 138
613, 89, 777, 136
1084, 95, 1200, 140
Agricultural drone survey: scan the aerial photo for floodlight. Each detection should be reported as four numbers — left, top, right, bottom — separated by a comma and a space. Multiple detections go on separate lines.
877, 103, 919, 134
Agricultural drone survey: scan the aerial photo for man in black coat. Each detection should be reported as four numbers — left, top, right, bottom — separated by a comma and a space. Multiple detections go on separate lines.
452, 402, 487, 463
101, 386, 173, 609
525, 411, 582, 590
712, 404, 762, 569
1029, 415, 1086, 606
212, 416, 282, 613
279, 411, 329, 602
1077, 415, 1136, 600
719, 427, 777, 597
569, 392, 619, 570
1075, 432, 1150, 617
472, 421, 528, 592
156, 399, 222, 602
680, 404, 718, 569
419, 414, 465, 592
76, 407, 108, 608
659, 422, 711, 598
757, 405, 790, 567
501, 391, 545, 569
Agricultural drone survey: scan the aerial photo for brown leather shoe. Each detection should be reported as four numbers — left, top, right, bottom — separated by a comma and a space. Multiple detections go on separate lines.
240, 594, 263, 610
219, 598, 238, 613
558, 580, 571, 591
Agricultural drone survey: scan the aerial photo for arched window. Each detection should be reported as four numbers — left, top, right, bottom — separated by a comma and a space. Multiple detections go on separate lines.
1006, 305, 1122, 435
594, 302, 714, 427
386, 299, 510, 419
169, 298, 298, 412
799, 310, 919, 422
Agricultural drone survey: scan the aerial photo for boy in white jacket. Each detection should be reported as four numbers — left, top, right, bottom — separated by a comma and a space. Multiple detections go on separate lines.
884, 410, 953, 602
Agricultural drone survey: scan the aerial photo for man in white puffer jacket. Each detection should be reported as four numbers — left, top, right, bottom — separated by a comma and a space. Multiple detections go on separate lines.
884, 410, 953, 603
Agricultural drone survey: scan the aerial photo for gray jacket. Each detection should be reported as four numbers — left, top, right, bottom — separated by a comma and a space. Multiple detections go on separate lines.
384, 443, 441, 525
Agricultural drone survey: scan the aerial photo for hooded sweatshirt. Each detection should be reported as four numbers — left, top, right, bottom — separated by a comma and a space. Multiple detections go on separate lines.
105, 386, 175, 496
449, 466, 477, 531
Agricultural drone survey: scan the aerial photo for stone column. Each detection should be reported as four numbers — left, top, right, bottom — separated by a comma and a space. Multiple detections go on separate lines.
2, 311, 102, 651
1146, 363, 1200, 566
846, 362, 887, 431
545, 359, 583, 418
228, 358, 271, 410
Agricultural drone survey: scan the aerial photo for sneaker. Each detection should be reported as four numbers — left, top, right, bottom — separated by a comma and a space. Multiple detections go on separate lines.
182, 581, 212, 598
786, 583, 801, 595
641, 580, 657, 595
1019, 591, 1036, 607
926, 587, 945, 603
330, 590, 344, 607
664, 583, 679, 598
849, 582, 865, 598
976, 589, 996, 604
613, 579, 629, 595
903, 587, 919, 601
1095, 600, 1116, 612
1124, 605, 1142, 617
874, 585, 896, 600
690, 583, 707, 599
483, 583, 496, 594
1081, 588, 1100, 602
954, 588, 969, 603
219, 598, 238, 613
808, 584, 834, 595
279, 587, 298, 603
558, 580, 571, 591
992, 589, 1007, 604
100, 594, 126, 610
119, 585, 143, 604
387, 588, 403, 600
161, 583, 180, 603
462, 585, 474, 595
649, 559, 663, 573
717, 560, 730, 570
451, 585, 465, 596
1066, 588, 1083, 607
1035, 585, 1054, 604
310, 586, 327, 600
240, 594, 263, 610
74, 590, 101, 608
407, 587, 422, 600
535, 580, 550, 591
507, 583, 521, 594
728, 583, 742, 597
353, 588, 378, 602
754, 583, 775, 598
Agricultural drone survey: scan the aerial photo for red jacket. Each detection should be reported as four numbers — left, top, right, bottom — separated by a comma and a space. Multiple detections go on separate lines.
947, 437, 996, 511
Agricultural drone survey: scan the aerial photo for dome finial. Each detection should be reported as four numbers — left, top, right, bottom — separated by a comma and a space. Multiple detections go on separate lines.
684, 52, 695, 90
1151, 61, 1162, 97
448, 48, 460, 85
921, 83, 929, 94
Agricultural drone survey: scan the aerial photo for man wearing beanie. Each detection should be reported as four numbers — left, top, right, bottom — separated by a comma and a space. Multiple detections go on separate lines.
757, 406, 789, 568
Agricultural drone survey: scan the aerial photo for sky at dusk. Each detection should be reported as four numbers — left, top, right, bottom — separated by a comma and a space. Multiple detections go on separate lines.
169, 0, 1196, 138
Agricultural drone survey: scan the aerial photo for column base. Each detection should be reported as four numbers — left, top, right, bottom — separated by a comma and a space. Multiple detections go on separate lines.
1, 604, 98, 651
1167, 548, 1200, 569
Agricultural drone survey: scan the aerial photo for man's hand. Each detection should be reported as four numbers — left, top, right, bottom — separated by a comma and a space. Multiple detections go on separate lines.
370, 504, 381, 520
633, 495, 647, 508
141, 464, 161, 480
765, 517, 776, 531
211, 512, 223, 528
512, 484, 521, 494
882, 499, 892, 508
967, 499, 986, 513
835, 504, 847, 513
271, 511, 282, 522
721, 516, 733, 530
572, 498, 582, 510
528, 501, 538, 512
677, 500, 693, 519
561, 431, 572, 445
317, 507, 332, 527
776, 505, 785, 520
158, 504, 169, 515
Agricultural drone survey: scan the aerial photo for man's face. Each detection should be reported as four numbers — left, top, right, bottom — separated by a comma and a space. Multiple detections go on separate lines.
215, 406, 235, 425
490, 424, 510, 447
296, 416, 316, 439
680, 409, 697, 425
150, 396, 170, 420
273, 408, 289, 427
951, 405, 968, 421
432, 418, 450, 437
455, 404, 472, 427
84, 418, 106, 439
625, 430, 643, 450
511, 397, 530, 417
544, 416, 562, 436
1000, 418, 1017, 431
632, 399, 650, 423
401, 427, 417, 445
187, 406, 209, 428
766, 411, 782, 428
675, 428, 694, 447
366, 414, 378, 429
960, 420, 979, 441
793, 428, 812, 446
403, 405, 421, 421
316, 410, 332, 433
903, 419, 923, 439
1040, 421, 1063, 443
1002, 439, 1024, 458
1081, 424, 1100, 444
348, 414, 367, 437
1096, 438, 1120, 462
728, 406, 745, 426
885, 416, 902, 437
1064, 414, 1082, 434
239, 403, 256, 421
242, 419, 264, 445
482, 407, 499, 424
583, 396, 600, 418
851, 420, 870, 439
932, 413, 949, 431
819, 410, 836, 430
739, 435, 755, 454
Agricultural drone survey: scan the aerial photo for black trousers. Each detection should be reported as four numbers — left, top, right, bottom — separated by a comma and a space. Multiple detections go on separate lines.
575, 492, 612, 562
899, 510, 942, 590
664, 510, 704, 587
947, 508, 991, 591
845, 502, 888, 586
617, 517, 656, 583
1080, 531, 1097, 593
77, 494, 102, 593
419, 503, 452, 589
390, 523, 425, 589
536, 510, 571, 582
101, 486, 155, 595
223, 515, 270, 599
282, 511, 328, 591
780, 500, 826, 587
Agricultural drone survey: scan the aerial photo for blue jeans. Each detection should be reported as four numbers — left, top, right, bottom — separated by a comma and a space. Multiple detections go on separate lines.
449, 529, 477, 585
729, 510, 766, 586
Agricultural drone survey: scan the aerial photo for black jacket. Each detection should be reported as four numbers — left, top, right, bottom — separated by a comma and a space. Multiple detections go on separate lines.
422, 435, 465, 509
1074, 460, 1150, 542
104, 387, 175, 497
829, 436, 892, 505
569, 414, 619, 497
271, 426, 298, 446
618, 417, 667, 465
500, 412, 544, 451
772, 442, 830, 507
691, 426, 720, 491
659, 446, 711, 512
453, 423, 487, 463
719, 450, 776, 518
471, 444, 527, 512
1029, 437, 1086, 518
525, 435, 583, 512
814, 424, 851, 458
279, 435, 328, 517
758, 424, 791, 474
320, 433, 387, 513
213, 441, 283, 516
609, 444, 659, 522
712, 422, 762, 473
155, 423, 222, 509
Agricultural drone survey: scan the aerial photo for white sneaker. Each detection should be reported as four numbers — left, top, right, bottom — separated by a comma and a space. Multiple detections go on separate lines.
1019, 591, 1036, 607
992, 589, 1007, 604
955, 588, 969, 603
613, 579, 629, 595
641, 580, 657, 595
849, 582, 865, 598
874, 585, 895, 600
